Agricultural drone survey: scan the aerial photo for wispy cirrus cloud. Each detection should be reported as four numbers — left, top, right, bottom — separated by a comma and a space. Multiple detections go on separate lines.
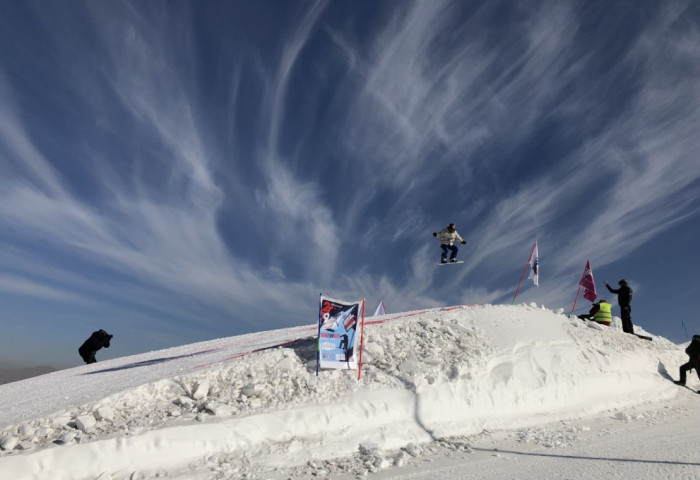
323, 0, 699, 309
0, 2, 330, 334
1, 0, 699, 367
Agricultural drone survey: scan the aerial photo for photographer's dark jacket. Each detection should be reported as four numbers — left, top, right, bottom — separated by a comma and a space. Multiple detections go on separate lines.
605, 284, 633, 306
79, 329, 112, 357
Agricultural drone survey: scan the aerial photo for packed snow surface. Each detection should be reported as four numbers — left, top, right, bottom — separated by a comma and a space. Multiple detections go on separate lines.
0, 303, 696, 480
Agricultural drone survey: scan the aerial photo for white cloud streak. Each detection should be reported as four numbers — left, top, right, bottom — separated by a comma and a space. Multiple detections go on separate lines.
1, 0, 699, 351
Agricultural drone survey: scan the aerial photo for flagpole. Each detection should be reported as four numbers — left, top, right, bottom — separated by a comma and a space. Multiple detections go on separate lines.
512, 242, 536, 304
316, 293, 322, 377
357, 299, 366, 381
571, 285, 581, 314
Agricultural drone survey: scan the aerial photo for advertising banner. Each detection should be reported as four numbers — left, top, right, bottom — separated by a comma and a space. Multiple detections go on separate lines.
318, 296, 364, 370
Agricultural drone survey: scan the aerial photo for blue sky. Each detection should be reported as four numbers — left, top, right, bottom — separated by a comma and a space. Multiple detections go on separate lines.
1, 1, 699, 369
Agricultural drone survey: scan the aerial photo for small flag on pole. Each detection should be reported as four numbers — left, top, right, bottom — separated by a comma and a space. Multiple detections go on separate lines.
373, 300, 386, 317
512, 241, 538, 303
579, 260, 597, 302
528, 242, 539, 286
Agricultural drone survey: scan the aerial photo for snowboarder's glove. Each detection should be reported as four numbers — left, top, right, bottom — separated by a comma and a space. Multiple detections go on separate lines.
461, 240, 466, 244
432, 232, 437, 237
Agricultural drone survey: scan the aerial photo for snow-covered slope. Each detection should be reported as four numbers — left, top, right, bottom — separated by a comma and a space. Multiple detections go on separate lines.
0, 304, 692, 480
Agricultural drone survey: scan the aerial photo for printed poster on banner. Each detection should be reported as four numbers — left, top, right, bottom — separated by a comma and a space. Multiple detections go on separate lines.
318, 296, 364, 370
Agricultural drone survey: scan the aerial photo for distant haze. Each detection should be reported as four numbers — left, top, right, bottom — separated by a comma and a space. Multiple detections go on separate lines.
0, 366, 57, 385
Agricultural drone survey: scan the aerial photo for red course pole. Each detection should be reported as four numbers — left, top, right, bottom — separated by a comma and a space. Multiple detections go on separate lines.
512, 243, 536, 304
357, 299, 366, 381
571, 285, 582, 314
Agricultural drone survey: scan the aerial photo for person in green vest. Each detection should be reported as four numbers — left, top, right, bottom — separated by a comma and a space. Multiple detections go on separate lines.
577, 300, 613, 326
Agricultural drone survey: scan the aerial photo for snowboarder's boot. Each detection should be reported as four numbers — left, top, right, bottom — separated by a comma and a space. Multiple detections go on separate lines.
450, 258, 457, 263
441, 256, 447, 264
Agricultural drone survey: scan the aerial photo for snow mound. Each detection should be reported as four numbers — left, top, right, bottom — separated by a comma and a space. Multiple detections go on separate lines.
0, 304, 686, 479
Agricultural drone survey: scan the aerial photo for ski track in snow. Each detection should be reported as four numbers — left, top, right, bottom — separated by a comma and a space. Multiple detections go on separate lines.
0, 303, 695, 480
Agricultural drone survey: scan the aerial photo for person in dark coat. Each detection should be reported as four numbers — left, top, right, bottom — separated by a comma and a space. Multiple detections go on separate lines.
605, 279, 634, 334
78, 329, 113, 364
674, 334, 700, 391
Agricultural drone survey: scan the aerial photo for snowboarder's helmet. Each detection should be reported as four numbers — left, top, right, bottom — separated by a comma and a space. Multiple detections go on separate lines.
448, 223, 456, 231
618, 279, 627, 285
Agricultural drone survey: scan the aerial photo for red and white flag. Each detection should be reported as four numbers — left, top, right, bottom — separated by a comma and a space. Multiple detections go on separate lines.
579, 260, 597, 302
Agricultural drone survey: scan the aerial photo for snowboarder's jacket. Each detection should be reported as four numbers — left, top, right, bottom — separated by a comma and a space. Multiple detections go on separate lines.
685, 335, 700, 369
593, 301, 612, 325
605, 283, 633, 306
436, 227, 465, 246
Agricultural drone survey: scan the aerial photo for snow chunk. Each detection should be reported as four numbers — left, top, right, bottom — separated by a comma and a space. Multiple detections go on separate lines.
398, 359, 418, 374
403, 442, 423, 457
203, 401, 235, 417
94, 406, 114, 422
364, 342, 384, 357
424, 356, 441, 366
0, 436, 19, 451
35, 427, 54, 439
75, 415, 97, 433
276, 356, 295, 371
52, 415, 71, 428
55, 432, 77, 445
17, 441, 34, 451
192, 380, 210, 400
18, 425, 35, 439
174, 396, 195, 409
241, 384, 263, 398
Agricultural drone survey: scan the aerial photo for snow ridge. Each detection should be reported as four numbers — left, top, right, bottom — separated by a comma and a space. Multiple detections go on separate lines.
0, 304, 688, 480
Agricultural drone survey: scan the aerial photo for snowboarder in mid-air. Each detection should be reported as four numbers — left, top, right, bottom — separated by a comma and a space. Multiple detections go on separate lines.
433, 223, 467, 264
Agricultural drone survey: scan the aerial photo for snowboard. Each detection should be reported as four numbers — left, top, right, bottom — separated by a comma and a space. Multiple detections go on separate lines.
672, 381, 700, 394
436, 261, 464, 266
686, 386, 700, 395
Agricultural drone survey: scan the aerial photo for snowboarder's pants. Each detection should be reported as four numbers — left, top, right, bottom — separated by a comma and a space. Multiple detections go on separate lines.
441, 244, 458, 260
678, 362, 699, 384
620, 305, 634, 334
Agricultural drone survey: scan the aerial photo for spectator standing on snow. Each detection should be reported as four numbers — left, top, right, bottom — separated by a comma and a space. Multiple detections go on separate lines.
78, 329, 113, 364
432, 223, 467, 264
577, 300, 613, 326
605, 279, 634, 334
674, 334, 700, 392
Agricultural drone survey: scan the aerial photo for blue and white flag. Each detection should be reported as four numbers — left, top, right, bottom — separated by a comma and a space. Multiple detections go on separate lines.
373, 300, 386, 317
528, 242, 539, 286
